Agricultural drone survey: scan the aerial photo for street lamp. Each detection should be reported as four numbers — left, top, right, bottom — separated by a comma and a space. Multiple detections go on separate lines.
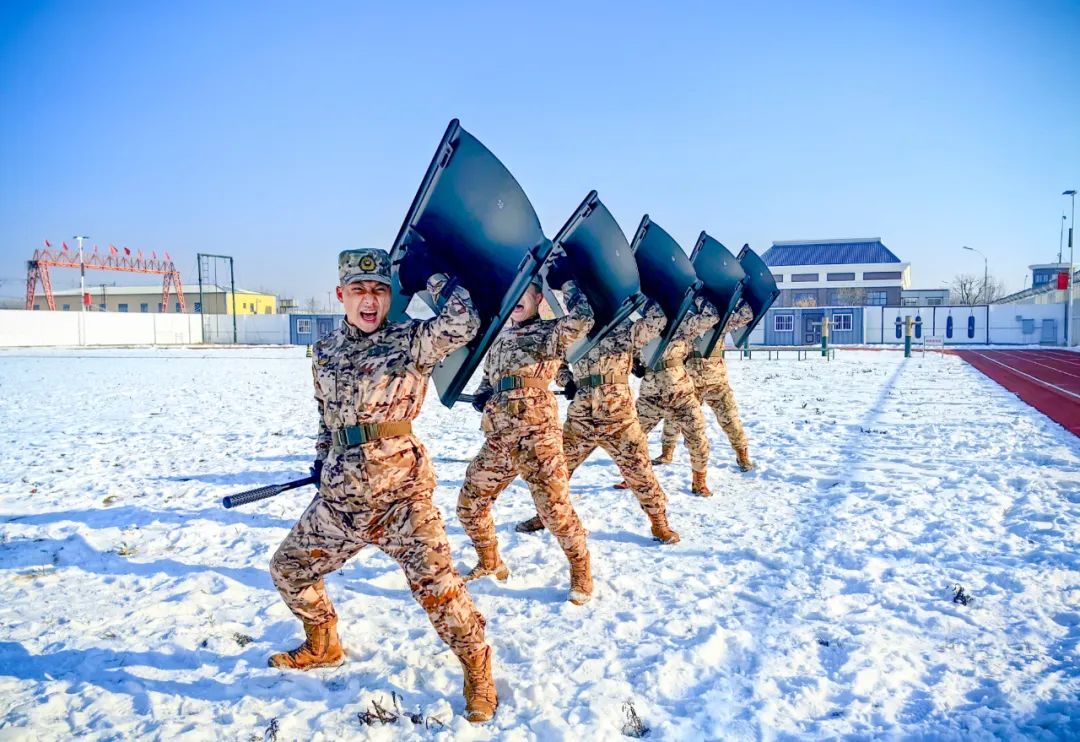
962, 246, 988, 304
1064, 189, 1076, 346
74, 235, 88, 311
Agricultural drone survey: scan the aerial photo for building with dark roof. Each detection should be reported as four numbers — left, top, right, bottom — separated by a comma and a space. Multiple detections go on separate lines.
762, 238, 911, 307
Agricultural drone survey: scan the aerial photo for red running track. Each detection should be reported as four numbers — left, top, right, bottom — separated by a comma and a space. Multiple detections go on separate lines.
952, 349, 1080, 436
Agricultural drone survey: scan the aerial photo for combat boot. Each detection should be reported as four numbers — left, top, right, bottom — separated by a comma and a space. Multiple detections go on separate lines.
736, 446, 754, 472
648, 511, 681, 544
459, 644, 498, 723
613, 480, 630, 490
514, 514, 546, 533
651, 443, 674, 466
568, 552, 593, 605
463, 544, 510, 582
268, 616, 344, 670
691, 469, 712, 497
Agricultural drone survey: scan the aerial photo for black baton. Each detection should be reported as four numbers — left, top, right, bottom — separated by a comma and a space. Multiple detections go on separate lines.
222, 474, 318, 509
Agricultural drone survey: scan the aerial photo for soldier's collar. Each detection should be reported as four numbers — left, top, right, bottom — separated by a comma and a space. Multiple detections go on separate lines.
511, 315, 540, 328
342, 317, 386, 339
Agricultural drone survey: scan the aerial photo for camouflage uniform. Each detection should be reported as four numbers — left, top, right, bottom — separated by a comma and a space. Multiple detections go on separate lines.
270, 252, 488, 662
456, 283, 594, 585
555, 306, 673, 522
635, 299, 720, 473
662, 304, 752, 455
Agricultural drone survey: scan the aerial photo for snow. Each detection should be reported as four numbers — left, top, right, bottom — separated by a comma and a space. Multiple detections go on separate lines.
0, 346, 1077, 740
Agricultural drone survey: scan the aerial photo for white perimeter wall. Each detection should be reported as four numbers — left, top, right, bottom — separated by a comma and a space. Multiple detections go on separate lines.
202, 314, 290, 344
0, 310, 204, 346
865, 304, 1067, 345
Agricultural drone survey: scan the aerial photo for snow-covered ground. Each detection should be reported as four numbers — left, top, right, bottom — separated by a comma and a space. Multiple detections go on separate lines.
0, 346, 1077, 740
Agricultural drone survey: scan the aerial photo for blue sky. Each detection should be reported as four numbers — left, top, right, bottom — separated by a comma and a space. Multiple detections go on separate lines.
1, 0, 1078, 305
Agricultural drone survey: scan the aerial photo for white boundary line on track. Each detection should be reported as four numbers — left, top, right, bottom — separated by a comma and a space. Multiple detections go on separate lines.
992, 351, 1080, 380
967, 351, 1080, 402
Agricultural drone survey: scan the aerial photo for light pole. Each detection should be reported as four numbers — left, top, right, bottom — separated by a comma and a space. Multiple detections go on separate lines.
74, 235, 88, 311
1065, 189, 1076, 346
962, 246, 988, 303
1061, 214, 1068, 264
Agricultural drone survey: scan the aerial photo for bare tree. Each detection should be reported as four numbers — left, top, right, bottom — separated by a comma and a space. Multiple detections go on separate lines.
793, 295, 818, 307
304, 296, 319, 313
833, 287, 867, 305
951, 273, 1007, 305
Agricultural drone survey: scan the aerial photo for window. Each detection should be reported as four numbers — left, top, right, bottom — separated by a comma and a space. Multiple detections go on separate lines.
242, 302, 247, 309
791, 273, 819, 282
264, 306, 272, 314
99, 304, 106, 311
926, 297, 942, 306
140, 303, 149, 313
792, 291, 818, 307
827, 272, 855, 281
866, 290, 887, 306
33, 304, 40, 310
774, 314, 794, 332
158, 303, 164, 312
62, 304, 70, 311
774, 274, 783, 283
901, 297, 919, 306
832, 313, 852, 331
175, 303, 181, 312
297, 319, 312, 334
118, 303, 129, 312
863, 271, 903, 280
192, 302, 200, 312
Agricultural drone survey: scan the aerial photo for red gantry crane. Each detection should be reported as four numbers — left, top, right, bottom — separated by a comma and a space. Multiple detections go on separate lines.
26, 241, 186, 311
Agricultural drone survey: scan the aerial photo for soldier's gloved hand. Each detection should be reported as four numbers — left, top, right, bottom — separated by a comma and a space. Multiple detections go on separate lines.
471, 389, 493, 413
395, 239, 438, 296
562, 378, 578, 400
632, 359, 647, 378
544, 254, 575, 291
310, 458, 324, 482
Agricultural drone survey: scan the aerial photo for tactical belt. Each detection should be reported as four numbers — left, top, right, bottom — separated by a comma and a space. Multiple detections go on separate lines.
659, 359, 683, 370
577, 373, 629, 389
332, 421, 413, 450
494, 376, 550, 393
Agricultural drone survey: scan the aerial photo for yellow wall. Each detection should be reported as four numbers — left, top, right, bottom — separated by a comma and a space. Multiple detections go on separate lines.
229, 292, 277, 315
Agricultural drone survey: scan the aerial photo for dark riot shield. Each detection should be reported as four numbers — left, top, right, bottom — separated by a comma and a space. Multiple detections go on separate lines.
391, 119, 553, 406
541, 191, 646, 364
729, 244, 780, 348
690, 232, 748, 357
631, 216, 702, 370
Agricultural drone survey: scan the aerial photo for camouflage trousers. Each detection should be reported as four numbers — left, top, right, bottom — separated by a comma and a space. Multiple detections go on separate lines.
563, 398, 668, 520
457, 414, 589, 567
270, 494, 487, 659
662, 365, 748, 453
637, 380, 710, 472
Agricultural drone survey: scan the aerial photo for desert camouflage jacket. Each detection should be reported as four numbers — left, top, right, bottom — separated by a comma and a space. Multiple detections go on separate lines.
476, 281, 593, 431
312, 275, 479, 508
685, 302, 754, 386
638, 298, 720, 401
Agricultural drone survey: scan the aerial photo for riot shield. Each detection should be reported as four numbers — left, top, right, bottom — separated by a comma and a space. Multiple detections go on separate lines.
390, 119, 554, 406
690, 232, 748, 357
631, 216, 702, 369
729, 244, 779, 348
541, 191, 646, 363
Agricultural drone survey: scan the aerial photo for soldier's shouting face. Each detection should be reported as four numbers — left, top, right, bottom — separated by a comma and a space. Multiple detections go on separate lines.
511, 285, 541, 325
337, 280, 392, 333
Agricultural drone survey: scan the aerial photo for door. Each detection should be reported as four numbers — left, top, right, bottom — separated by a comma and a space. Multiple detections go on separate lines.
317, 318, 334, 338
803, 313, 823, 345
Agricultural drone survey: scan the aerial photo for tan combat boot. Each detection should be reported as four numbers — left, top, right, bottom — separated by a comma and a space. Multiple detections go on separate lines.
268, 616, 344, 670
463, 544, 510, 582
691, 469, 712, 497
568, 553, 593, 605
514, 514, 546, 533
459, 644, 498, 723
736, 447, 754, 472
651, 443, 675, 466
649, 512, 681, 544
613, 480, 630, 490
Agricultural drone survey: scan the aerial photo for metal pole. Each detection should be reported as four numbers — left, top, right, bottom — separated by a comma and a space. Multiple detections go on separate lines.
1061, 214, 1067, 264
229, 256, 237, 344
197, 253, 205, 344
74, 235, 88, 311
1065, 190, 1077, 347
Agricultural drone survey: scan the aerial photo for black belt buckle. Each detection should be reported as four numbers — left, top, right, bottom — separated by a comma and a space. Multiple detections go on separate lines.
497, 377, 523, 392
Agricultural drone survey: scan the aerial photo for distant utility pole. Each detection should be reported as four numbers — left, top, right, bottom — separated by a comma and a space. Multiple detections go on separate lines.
74, 235, 88, 311
1065, 189, 1076, 346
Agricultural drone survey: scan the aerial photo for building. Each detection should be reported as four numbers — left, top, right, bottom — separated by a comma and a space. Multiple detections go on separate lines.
762, 238, 911, 308
901, 288, 950, 306
1029, 263, 1070, 291
32, 285, 278, 314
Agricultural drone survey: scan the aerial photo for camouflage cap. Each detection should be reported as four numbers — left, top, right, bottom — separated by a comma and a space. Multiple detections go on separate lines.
338, 248, 391, 286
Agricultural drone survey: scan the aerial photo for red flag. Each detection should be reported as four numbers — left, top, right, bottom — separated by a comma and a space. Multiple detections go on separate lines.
62, 241, 69, 251
164, 251, 172, 261
123, 247, 131, 256
44, 239, 51, 248
109, 246, 118, 255
151, 251, 157, 260
137, 250, 143, 258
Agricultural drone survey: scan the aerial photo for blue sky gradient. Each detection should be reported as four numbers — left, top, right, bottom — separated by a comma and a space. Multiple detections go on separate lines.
1, 0, 1077, 304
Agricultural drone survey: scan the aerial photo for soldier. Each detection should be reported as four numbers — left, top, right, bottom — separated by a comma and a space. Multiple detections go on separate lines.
617, 298, 721, 496
656, 303, 755, 471
514, 301, 680, 543
268, 248, 497, 724
456, 259, 596, 605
